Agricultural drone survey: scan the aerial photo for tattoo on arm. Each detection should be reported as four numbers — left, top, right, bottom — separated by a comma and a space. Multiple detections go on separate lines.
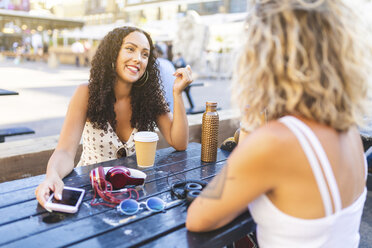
200, 164, 232, 199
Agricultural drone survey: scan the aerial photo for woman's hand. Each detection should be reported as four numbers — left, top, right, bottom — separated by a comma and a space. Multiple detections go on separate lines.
173, 65, 193, 95
35, 174, 64, 210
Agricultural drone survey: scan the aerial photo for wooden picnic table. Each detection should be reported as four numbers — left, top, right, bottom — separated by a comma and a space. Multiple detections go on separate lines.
0, 142, 255, 248
0, 89, 18, 96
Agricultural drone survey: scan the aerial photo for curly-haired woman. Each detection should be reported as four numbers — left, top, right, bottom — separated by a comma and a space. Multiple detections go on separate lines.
35, 26, 193, 209
187, 0, 372, 247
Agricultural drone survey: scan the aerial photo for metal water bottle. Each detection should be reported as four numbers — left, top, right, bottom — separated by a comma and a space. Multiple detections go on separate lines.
201, 101, 219, 162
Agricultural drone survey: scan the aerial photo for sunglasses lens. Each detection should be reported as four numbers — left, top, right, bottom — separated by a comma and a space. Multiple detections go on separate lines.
119, 199, 139, 215
116, 147, 127, 158
147, 197, 165, 212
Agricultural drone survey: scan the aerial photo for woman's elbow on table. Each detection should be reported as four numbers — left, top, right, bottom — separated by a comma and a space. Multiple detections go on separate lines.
186, 217, 208, 232
168, 136, 188, 151
186, 210, 219, 232
173, 141, 188, 151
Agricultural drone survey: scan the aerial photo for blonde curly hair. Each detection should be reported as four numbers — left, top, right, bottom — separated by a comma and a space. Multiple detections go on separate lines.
232, 0, 372, 132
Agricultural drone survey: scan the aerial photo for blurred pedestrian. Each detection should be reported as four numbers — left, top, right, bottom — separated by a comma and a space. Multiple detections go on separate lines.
173, 52, 186, 69
83, 40, 91, 66
43, 42, 49, 62
166, 41, 173, 61
71, 40, 84, 67
155, 44, 176, 112
12, 41, 18, 53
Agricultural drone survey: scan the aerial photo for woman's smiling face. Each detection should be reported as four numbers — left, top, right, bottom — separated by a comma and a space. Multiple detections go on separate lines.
115, 31, 150, 85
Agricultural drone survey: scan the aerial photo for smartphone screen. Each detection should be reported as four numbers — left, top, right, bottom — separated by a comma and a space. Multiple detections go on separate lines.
51, 188, 83, 206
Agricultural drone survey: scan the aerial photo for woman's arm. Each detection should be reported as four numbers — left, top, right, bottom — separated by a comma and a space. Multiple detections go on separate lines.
35, 84, 89, 208
157, 66, 193, 151
186, 126, 280, 232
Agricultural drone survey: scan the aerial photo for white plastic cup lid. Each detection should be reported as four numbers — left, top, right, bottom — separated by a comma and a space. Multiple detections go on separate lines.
134, 131, 159, 142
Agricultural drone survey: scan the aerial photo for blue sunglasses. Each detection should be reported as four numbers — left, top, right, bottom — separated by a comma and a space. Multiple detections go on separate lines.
118, 197, 166, 215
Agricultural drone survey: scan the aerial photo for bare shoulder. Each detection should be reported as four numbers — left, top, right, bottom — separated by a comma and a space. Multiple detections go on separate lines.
71, 84, 89, 102
229, 120, 296, 175
236, 121, 293, 159
75, 83, 89, 98
67, 84, 89, 114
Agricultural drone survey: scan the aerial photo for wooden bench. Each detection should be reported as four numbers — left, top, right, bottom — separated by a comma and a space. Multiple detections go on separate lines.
0, 51, 17, 58
0, 127, 35, 143
0, 109, 240, 182
0, 51, 43, 61
21, 53, 43, 62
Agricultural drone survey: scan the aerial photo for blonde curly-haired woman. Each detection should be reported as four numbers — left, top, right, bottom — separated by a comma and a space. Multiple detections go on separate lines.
187, 0, 372, 247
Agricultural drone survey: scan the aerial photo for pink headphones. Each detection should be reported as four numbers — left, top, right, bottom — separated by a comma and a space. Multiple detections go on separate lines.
89, 166, 146, 207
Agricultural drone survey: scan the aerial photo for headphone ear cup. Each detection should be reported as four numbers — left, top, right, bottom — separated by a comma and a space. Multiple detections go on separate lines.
111, 166, 131, 176
185, 183, 203, 193
171, 180, 207, 200
186, 190, 201, 203
106, 167, 128, 190
190, 180, 207, 189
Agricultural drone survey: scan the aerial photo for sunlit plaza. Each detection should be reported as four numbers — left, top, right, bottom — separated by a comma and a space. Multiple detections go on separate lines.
0, 0, 372, 247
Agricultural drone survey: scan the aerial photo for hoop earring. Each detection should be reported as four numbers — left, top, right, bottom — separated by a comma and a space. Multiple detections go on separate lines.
134, 70, 148, 87
112, 62, 115, 70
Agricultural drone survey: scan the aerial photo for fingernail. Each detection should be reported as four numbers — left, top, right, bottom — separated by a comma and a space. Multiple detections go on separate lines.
57, 193, 62, 200
45, 207, 52, 213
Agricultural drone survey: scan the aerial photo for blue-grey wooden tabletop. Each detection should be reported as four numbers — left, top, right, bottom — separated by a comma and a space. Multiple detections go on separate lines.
0, 142, 255, 248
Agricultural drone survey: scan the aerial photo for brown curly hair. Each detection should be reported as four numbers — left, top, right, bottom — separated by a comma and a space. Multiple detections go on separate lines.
87, 26, 169, 132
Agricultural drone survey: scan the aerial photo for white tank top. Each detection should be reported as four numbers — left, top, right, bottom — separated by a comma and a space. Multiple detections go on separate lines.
77, 122, 138, 166
248, 116, 367, 248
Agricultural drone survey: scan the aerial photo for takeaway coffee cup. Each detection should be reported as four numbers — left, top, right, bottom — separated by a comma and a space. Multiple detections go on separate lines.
134, 131, 159, 168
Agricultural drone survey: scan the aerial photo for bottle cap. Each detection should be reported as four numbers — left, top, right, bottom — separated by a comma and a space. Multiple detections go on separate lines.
206, 101, 217, 107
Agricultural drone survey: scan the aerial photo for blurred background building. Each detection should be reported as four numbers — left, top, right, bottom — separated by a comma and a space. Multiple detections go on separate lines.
1, 0, 248, 77
2, 0, 372, 77
0, 0, 83, 51
61, 0, 247, 77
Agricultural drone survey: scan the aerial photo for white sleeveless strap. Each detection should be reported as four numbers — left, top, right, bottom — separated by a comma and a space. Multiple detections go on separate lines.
279, 117, 333, 216
285, 116, 342, 212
